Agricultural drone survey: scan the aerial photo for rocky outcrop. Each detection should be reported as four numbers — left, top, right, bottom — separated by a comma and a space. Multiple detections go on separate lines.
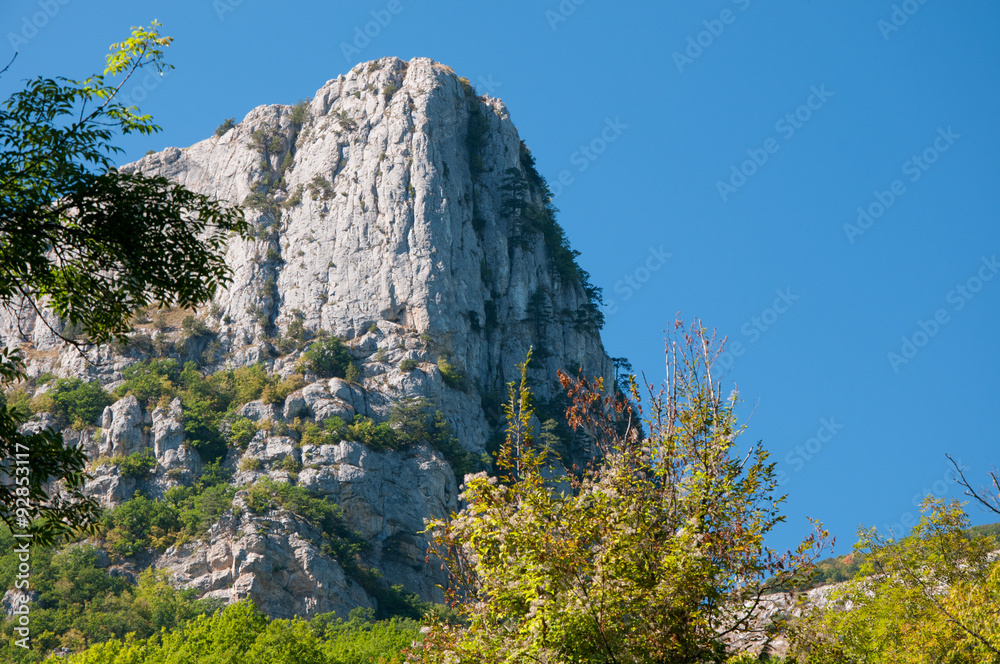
1, 589, 38, 618
121, 56, 613, 454
154, 495, 374, 619
0, 56, 617, 620
99, 396, 146, 459
154, 435, 459, 617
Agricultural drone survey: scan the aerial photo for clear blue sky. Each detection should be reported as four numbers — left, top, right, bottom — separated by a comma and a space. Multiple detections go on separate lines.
3, 0, 998, 555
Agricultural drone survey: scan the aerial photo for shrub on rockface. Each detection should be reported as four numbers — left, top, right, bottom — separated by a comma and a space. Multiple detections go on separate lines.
300, 399, 477, 476
299, 337, 356, 379
215, 117, 236, 136
102, 474, 236, 556
118, 450, 156, 480
115, 360, 279, 462
30, 378, 113, 429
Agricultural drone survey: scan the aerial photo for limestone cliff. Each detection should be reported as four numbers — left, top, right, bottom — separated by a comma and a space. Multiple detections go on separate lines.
1, 57, 615, 618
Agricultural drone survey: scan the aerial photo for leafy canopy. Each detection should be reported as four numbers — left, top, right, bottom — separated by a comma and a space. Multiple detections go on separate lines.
0, 21, 247, 343
791, 497, 1000, 663
54, 599, 418, 664
0, 22, 249, 542
418, 322, 827, 663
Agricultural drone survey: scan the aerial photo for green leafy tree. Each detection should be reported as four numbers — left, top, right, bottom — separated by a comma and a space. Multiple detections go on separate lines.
30, 377, 113, 430
419, 323, 827, 663
117, 450, 156, 480
790, 497, 1000, 663
0, 533, 217, 662
300, 336, 354, 379
0, 22, 248, 542
58, 599, 419, 664
0, 351, 100, 545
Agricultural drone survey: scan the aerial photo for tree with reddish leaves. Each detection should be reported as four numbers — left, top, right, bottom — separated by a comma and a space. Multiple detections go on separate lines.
418, 319, 828, 663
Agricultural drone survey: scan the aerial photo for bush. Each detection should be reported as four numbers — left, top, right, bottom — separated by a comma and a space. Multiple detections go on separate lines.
307, 174, 334, 201
261, 373, 305, 406
164, 479, 235, 540
182, 315, 212, 338
399, 358, 418, 372
208, 364, 273, 407
303, 400, 471, 473
238, 456, 263, 472
300, 337, 353, 379
31, 377, 114, 429
3, 387, 32, 419
250, 128, 283, 154
103, 494, 182, 556
290, 99, 310, 125
228, 417, 258, 448
245, 478, 340, 529
116, 358, 181, 404
103, 476, 236, 557
436, 356, 465, 390
277, 456, 302, 474
215, 117, 236, 136
389, 399, 475, 475
345, 417, 397, 451
118, 450, 156, 480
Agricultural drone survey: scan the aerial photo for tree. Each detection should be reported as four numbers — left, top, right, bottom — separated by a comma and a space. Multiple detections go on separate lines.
0, 22, 248, 543
789, 497, 1000, 663
418, 321, 827, 663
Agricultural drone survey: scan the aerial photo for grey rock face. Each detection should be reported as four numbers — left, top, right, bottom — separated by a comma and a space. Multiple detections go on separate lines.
0, 56, 617, 620
152, 399, 202, 480
120, 55, 613, 453
84, 463, 136, 508
155, 496, 374, 619
1, 589, 38, 618
101, 395, 146, 459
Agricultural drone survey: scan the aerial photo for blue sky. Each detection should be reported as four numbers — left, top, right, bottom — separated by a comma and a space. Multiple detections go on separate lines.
2, 0, 998, 554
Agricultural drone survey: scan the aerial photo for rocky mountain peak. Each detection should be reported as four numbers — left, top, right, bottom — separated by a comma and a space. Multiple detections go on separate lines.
2, 56, 615, 618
